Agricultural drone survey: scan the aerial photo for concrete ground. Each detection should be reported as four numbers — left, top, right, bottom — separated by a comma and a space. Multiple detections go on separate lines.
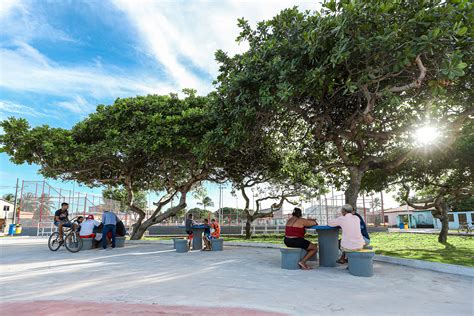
0, 238, 472, 315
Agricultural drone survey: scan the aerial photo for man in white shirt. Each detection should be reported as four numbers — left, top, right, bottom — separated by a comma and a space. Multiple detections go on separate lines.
79, 214, 101, 238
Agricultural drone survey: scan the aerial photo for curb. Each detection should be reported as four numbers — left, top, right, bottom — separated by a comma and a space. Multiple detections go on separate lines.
129, 239, 474, 277
127, 239, 173, 245
373, 255, 474, 277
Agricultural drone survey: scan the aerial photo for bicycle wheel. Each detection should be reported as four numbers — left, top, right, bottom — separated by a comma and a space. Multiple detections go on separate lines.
48, 232, 62, 251
64, 231, 83, 253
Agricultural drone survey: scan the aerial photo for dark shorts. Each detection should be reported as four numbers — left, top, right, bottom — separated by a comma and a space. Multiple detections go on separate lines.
284, 237, 311, 250
54, 221, 72, 228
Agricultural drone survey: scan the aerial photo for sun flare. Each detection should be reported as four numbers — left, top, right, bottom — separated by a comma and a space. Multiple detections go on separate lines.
414, 126, 440, 145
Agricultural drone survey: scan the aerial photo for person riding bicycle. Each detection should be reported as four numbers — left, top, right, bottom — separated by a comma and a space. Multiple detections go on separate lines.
54, 202, 77, 241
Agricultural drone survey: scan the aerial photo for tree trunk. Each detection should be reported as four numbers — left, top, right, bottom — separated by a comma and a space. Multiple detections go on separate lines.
429, 197, 450, 244
129, 191, 188, 240
345, 167, 363, 208
438, 214, 449, 244
436, 200, 450, 244
245, 214, 253, 239
130, 222, 150, 240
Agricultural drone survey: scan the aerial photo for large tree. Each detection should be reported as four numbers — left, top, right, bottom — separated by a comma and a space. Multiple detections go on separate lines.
1, 91, 217, 239
215, 0, 473, 207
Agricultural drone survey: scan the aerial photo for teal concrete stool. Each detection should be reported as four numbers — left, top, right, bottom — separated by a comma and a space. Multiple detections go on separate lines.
346, 249, 375, 277
211, 238, 224, 251
115, 237, 126, 248
280, 247, 303, 269
81, 238, 95, 250
173, 238, 184, 249
175, 239, 189, 253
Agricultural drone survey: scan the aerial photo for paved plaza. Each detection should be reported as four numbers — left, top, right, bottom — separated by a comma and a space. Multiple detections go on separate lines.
0, 238, 472, 315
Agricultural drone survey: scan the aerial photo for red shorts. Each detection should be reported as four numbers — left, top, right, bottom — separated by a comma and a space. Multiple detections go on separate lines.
80, 234, 95, 239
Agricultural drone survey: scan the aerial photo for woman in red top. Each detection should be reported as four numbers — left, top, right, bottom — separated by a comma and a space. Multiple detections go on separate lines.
284, 208, 318, 270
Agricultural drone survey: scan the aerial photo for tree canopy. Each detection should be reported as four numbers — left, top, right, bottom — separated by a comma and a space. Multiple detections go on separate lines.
214, 0, 473, 207
0, 0, 472, 243
0, 90, 218, 239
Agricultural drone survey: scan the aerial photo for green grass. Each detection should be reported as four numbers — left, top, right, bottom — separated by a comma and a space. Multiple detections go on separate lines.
370, 233, 474, 267
144, 233, 474, 267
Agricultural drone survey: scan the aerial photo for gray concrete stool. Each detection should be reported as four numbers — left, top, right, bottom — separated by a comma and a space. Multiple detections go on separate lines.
211, 238, 224, 251
173, 238, 184, 249
175, 239, 189, 253
280, 247, 304, 269
81, 238, 95, 250
115, 236, 126, 248
346, 250, 375, 277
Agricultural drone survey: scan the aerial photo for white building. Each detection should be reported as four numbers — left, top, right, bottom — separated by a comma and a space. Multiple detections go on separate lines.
433, 211, 474, 229
0, 199, 15, 230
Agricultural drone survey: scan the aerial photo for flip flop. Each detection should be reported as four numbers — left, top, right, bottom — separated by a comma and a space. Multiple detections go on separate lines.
298, 262, 311, 270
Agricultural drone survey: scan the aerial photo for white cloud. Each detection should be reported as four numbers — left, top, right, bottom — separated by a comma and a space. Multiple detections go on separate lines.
0, 42, 175, 101
0, 0, 21, 19
56, 96, 94, 114
113, 0, 320, 93
0, 100, 53, 118
0, 1, 75, 43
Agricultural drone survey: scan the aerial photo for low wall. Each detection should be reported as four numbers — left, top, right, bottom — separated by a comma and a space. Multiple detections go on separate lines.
16, 224, 388, 237
367, 226, 389, 233
147, 225, 242, 235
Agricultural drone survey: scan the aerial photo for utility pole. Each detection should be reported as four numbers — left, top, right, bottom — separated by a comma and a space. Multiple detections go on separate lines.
12, 178, 19, 225
236, 195, 239, 225
71, 181, 76, 213
218, 183, 223, 225
380, 191, 385, 226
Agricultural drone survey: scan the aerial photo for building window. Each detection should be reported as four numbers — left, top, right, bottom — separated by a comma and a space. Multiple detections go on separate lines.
3, 205, 9, 212
448, 214, 454, 222
384, 215, 388, 223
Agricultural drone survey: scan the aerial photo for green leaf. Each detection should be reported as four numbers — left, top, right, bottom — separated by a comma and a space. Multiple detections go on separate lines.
456, 26, 467, 36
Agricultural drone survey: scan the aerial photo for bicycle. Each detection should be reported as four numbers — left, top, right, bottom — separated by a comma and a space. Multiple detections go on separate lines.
48, 218, 83, 253
458, 223, 472, 235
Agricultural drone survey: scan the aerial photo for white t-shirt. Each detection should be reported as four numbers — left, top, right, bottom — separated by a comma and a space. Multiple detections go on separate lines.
79, 219, 100, 236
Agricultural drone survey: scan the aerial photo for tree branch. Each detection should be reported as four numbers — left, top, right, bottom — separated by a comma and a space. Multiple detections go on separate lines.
383, 55, 427, 94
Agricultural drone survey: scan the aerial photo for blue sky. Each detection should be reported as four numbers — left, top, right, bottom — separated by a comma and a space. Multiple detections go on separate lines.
1, 0, 330, 210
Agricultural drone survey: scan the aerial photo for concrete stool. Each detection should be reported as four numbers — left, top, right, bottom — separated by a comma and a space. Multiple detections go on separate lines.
346, 250, 375, 277
175, 239, 189, 253
211, 238, 224, 251
115, 236, 126, 248
173, 238, 184, 249
81, 238, 95, 250
280, 247, 303, 270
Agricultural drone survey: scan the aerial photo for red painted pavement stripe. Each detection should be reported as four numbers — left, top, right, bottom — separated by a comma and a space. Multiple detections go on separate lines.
0, 300, 287, 316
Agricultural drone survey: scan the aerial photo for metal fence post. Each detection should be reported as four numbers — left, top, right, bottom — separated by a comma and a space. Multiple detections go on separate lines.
39, 180, 45, 224
324, 195, 329, 225
83, 194, 87, 216
362, 194, 367, 223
